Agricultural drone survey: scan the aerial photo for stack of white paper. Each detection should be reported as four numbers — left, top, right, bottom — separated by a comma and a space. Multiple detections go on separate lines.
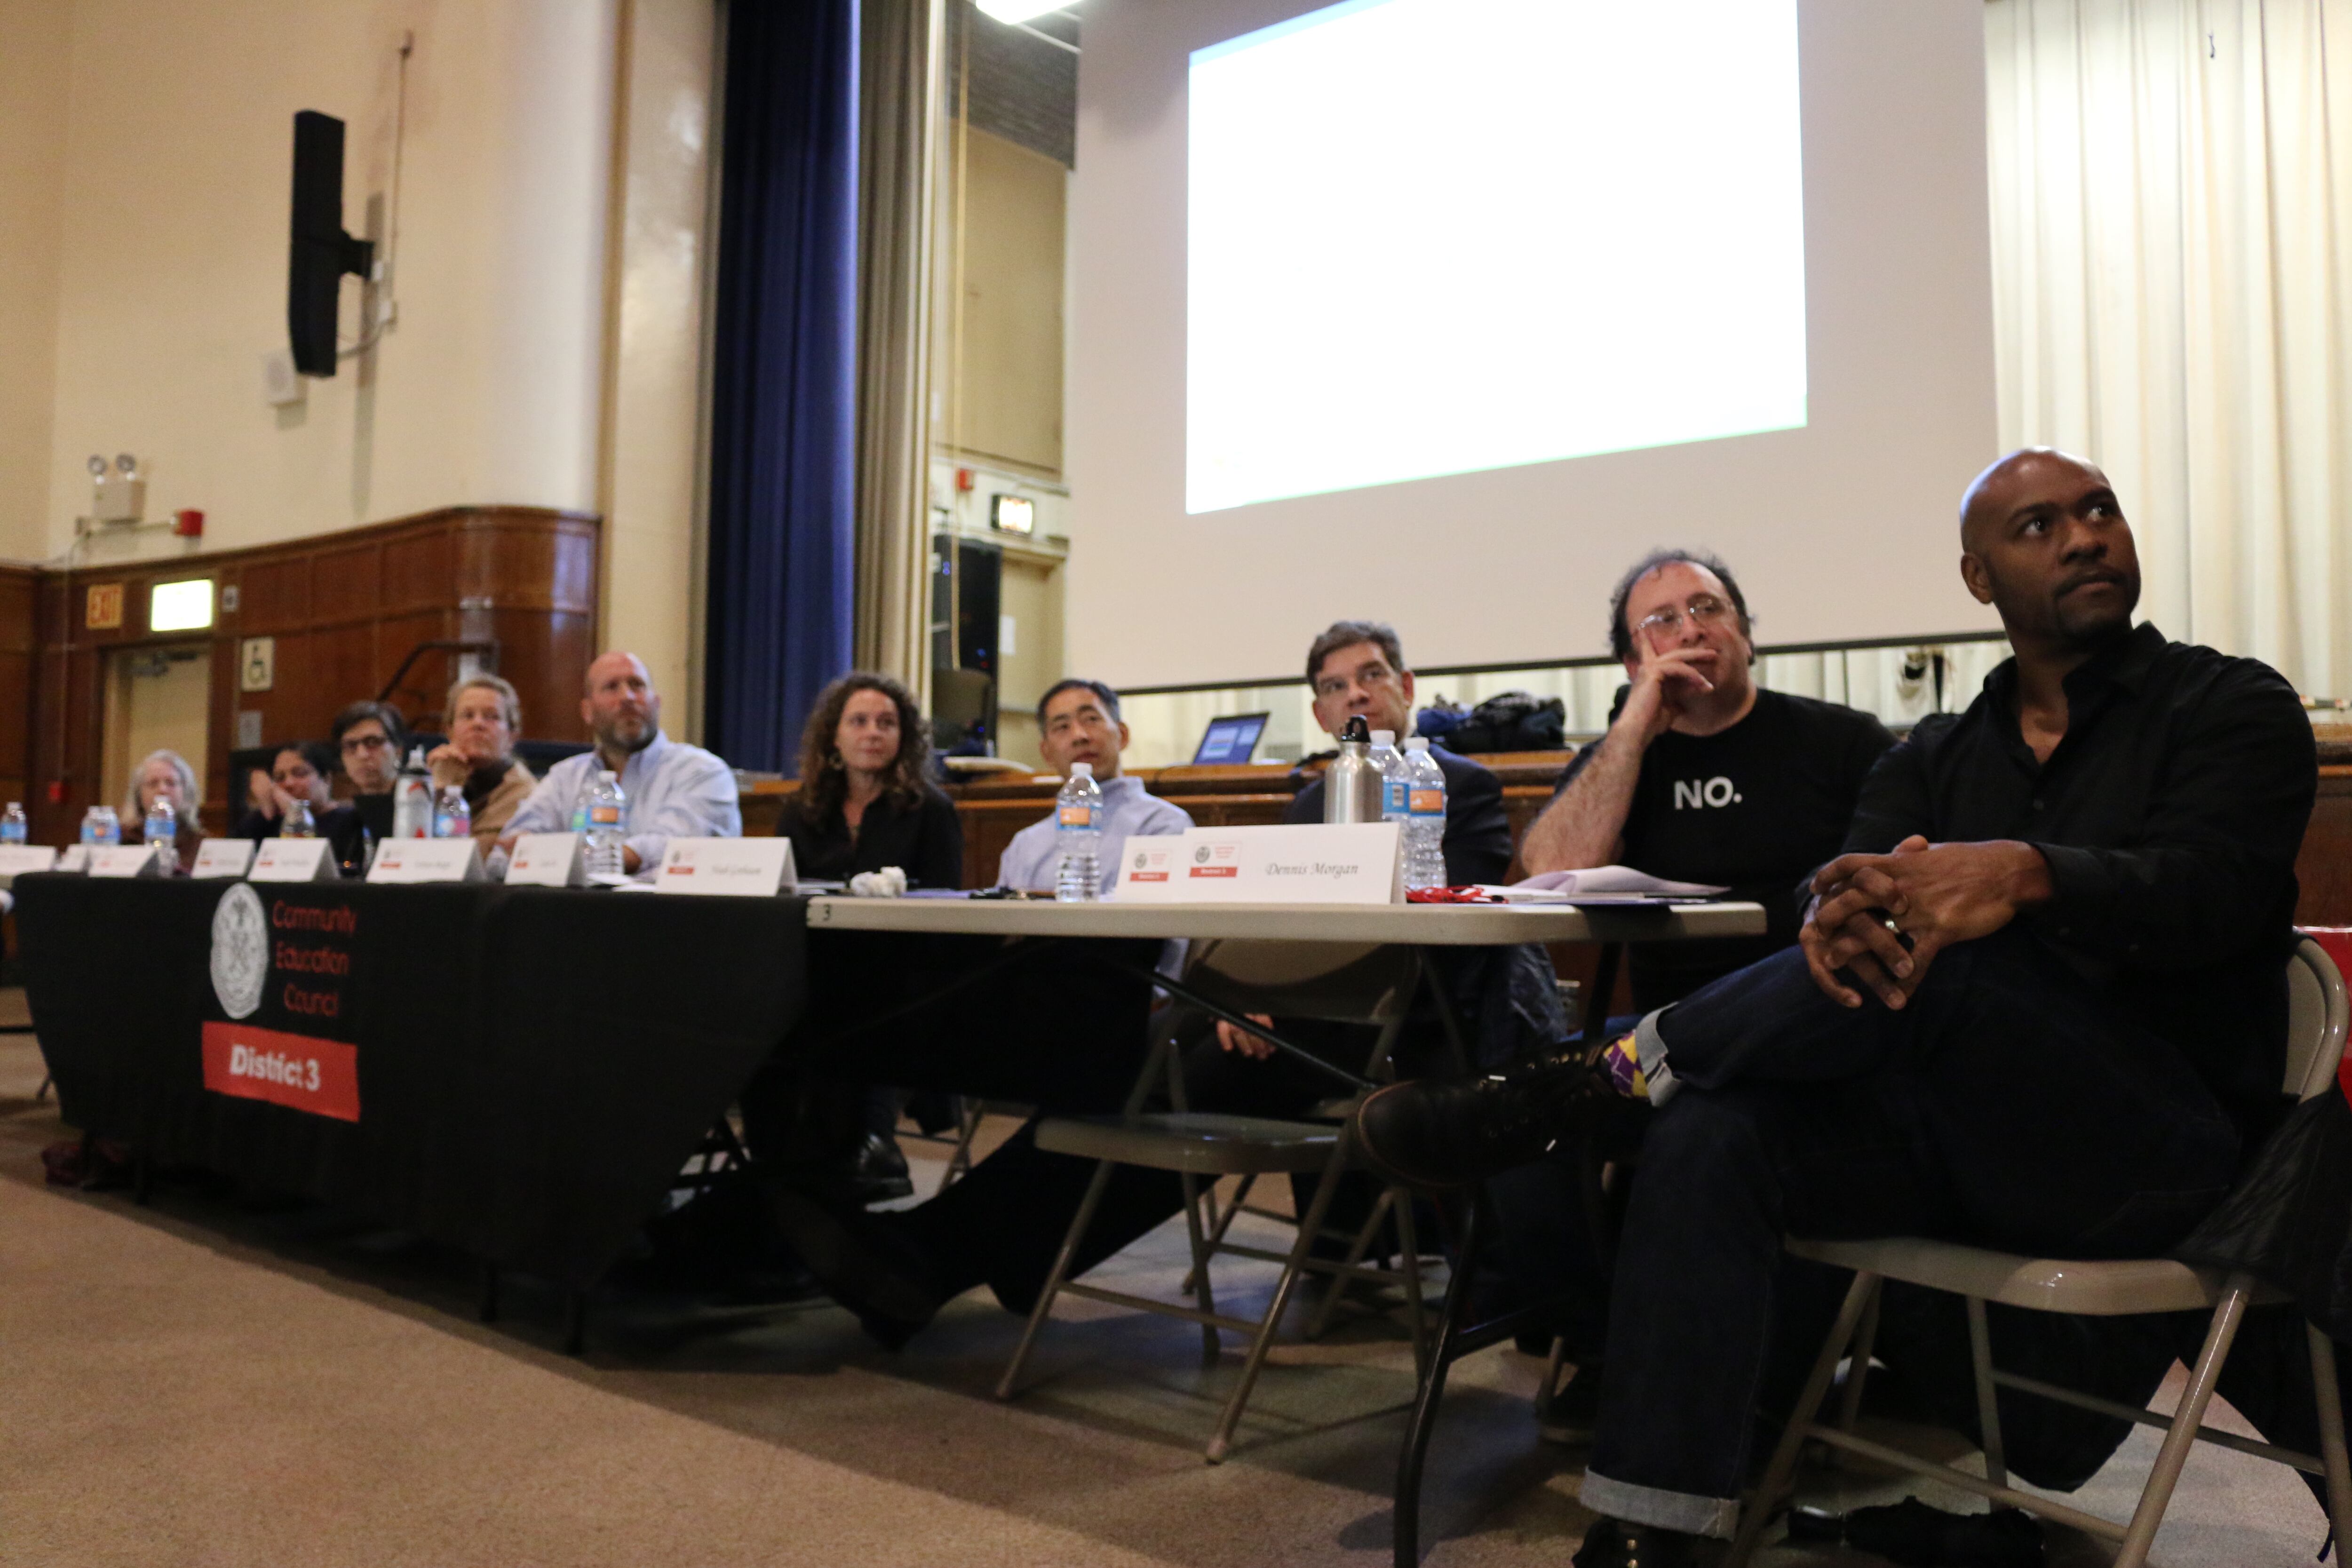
1475, 866, 1728, 903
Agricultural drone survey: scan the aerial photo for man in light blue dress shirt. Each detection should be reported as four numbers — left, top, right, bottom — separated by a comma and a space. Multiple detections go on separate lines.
498, 651, 740, 879
992, 679, 1191, 891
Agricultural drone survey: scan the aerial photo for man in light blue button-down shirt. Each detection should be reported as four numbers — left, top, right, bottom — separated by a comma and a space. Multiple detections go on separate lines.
993, 679, 1192, 892
498, 652, 740, 879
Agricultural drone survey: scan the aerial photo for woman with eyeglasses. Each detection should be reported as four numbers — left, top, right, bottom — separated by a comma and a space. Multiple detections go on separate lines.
330, 700, 410, 850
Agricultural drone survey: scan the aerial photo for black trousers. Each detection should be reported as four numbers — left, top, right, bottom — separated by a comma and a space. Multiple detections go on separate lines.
1581, 929, 2243, 1537
895, 1010, 1376, 1314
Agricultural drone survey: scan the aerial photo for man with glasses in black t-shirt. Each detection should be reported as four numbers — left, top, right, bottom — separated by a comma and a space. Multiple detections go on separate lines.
1524, 550, 1896, 1015
1501, 551, 1894, 1436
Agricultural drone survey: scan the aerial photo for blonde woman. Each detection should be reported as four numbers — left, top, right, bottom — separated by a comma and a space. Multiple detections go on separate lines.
426, 675, 536, 846
123, 748, 204, 871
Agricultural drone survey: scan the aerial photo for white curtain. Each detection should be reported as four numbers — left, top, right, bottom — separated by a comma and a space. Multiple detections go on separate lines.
1985, 0, 2352, 699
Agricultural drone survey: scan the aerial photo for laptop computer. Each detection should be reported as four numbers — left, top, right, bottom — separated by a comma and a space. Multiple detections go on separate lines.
1192, 711, 1270, 765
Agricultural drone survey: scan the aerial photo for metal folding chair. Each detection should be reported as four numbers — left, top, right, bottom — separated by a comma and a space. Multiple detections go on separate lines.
996, 939, 1438, 1462
1727, 937, 2352, 1567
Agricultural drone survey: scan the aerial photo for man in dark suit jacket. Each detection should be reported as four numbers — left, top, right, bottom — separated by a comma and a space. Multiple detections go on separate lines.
1281, 619, 1514, 885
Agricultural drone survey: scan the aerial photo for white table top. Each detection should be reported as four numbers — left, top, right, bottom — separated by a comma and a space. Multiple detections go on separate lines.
803, 895, 1766, 946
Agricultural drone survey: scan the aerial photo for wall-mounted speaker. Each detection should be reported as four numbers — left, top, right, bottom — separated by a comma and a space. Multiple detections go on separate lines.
288, 111, 375, 378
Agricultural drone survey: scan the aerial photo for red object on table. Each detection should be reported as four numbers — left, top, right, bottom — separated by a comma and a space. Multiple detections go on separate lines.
2298, 926, 2352, 1106
1405, 886, 1499, 904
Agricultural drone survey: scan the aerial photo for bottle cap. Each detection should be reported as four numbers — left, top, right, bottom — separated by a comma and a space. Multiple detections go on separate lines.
1068, 761, 1093, 780
1404, 737, 1429, 751
1372, 730, 1395, 746
1340, 716, 1371, 744
598, 769, 618, 783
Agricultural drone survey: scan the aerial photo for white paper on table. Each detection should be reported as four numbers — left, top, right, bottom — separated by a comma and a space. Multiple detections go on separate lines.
1480, 866, 1729, 902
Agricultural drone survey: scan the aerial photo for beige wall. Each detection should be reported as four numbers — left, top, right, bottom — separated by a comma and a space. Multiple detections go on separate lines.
0, 0, 71, 564
600, 0, 716, 729
13, 0, 621, 570
0, 0, 720, 727
943, 125, 1066, 477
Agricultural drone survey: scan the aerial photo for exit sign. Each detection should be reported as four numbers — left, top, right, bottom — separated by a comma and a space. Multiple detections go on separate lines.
84, 582, 124, 630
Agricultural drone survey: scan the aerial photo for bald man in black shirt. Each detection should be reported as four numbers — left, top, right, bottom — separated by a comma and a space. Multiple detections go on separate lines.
1354, 450, 2318, 1566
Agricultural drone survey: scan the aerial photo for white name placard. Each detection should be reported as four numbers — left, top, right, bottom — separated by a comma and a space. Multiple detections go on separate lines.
654, 837, 796, 897
367, 837, 485, 884
1117, 823, 1402, 906
90, 843, 167, 878
504, 832, 586, 887
190, 838, 255, 880
0, 845, 59, 882
56, 844, 91, 874
249, 838, 339, 883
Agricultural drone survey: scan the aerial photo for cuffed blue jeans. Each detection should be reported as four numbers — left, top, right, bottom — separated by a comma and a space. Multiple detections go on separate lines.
1582, 929, 2241, 1537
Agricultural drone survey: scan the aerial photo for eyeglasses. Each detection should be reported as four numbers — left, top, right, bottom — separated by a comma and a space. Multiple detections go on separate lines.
1313, 661, 1399, 700
340, 734, 390, 752
1633, 595, 1734, 644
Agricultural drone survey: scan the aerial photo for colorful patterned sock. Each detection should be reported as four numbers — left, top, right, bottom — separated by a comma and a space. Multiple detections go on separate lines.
1598, 1032, 1648, 1099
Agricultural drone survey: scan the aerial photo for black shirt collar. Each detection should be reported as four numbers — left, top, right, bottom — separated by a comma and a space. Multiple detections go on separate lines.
1982, 621, 2165, 709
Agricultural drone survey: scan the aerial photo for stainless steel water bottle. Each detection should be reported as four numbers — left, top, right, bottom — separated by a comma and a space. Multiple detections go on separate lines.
1322, 716, 1384, 824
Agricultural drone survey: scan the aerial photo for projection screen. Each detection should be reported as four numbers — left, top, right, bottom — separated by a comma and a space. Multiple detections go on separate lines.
1067, 0, 2001, 689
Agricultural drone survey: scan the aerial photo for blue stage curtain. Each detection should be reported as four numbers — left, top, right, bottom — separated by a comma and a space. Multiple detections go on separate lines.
703, 0, 859, 773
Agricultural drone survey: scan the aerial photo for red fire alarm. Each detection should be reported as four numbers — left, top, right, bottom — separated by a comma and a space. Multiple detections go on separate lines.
954, 468, 975, 493
174, 508, 205, 538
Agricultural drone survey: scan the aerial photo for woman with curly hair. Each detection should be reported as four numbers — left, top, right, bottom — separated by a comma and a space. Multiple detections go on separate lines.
777, 672, 964, 891
774, 673, 967, 1201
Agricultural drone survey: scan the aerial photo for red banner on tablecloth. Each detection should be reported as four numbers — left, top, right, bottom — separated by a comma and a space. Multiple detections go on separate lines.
2299, 928, 2352, 1108
200, 1021, 361, 1122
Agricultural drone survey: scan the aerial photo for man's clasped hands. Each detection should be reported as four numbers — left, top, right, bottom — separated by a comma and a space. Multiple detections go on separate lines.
1800, 836, 2056, 1010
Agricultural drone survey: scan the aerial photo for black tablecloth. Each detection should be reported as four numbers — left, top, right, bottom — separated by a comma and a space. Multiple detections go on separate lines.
16, 876, 807, 1288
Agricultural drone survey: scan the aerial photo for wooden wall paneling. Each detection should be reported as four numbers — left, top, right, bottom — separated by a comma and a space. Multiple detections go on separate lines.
310, 542, 384, 626
237, 555, 312, 633
458, 512, 600, 612
2296, 765, 2352, 928
381, 528, 456, 613
375, 609, 455, 730
0, 567, 37, 802
485, 606, 597, 743
205, 637, 241, 832
308, 622, 381, 734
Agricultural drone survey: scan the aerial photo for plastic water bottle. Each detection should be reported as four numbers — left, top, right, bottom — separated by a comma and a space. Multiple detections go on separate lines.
1401, 738, 1448, 891
583, 770, 628, 879
1054, 761, 1104, 903
143, 796, 176, 851
0, 803, 26, 846
84, 806, 120, 845
1371, 729, 1408, 828
390, 747, 432, 839
282, 799, 315, 838
432, 784, 471, 840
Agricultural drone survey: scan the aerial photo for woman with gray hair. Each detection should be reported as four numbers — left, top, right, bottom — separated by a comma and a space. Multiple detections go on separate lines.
122, 748, 203, 872
426, 674, 536, 847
